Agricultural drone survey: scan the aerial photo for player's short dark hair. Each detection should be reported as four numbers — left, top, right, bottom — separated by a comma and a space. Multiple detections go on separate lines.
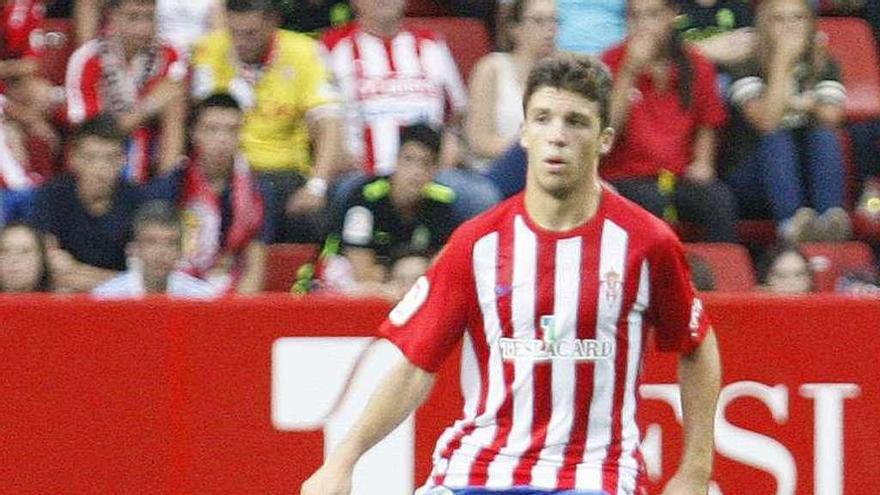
71, 114, 126, 147
190, 93, 242, 126
226, 0, 275, 14
133, 200, 181, 238
399, 123, 442, 159
522, 52, 613, 129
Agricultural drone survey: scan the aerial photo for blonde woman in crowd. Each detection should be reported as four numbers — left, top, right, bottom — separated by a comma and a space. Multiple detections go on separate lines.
722, 0, 850, 242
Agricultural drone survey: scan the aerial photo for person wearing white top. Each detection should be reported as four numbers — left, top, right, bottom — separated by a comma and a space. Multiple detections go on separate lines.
92, 200, 220, 299
466, 0, 557, 167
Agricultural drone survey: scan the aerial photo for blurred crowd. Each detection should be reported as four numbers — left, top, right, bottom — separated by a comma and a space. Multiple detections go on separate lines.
1, 0, 879, 298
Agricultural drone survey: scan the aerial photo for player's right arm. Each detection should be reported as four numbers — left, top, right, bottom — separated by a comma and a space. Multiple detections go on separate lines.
300, 357, 435, 495
302, 224, 476, 494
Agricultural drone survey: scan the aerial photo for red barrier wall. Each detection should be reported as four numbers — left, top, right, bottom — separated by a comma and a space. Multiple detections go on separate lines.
0, 294, 877, 494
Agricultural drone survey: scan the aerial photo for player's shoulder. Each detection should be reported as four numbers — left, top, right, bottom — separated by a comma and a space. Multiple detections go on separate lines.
320, 21, 360, 50
275, 29, 323, 61
602, 188, 681, 247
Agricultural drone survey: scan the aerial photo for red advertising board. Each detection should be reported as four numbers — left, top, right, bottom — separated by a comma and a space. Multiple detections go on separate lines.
0, 294, 877, 494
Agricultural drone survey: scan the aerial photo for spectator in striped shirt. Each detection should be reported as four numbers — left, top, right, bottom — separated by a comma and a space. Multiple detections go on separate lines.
65, 0, 187, 183
302, 52, 721, 495
321, 0, 501, 224
92, 200, 219, 298
721, 0, 850, 242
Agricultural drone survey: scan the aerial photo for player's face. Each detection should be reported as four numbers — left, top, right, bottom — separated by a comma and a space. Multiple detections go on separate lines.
627, 0, 676, 41
71, 136, 125, 201
513, 0, 558, 58
0, 226, 44, 293
193, 106, 242, 174
521, 86, 613, 199
393, 141, 438, 206
354, 0, 406, 24
110, 0, 156, 50
228, 11, 275, 65
766, 251, 812, 294
132, 223, 182, 283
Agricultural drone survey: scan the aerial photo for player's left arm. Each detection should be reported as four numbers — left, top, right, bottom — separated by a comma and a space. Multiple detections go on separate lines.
663, 328, 721, 495
647, 234, 722, 494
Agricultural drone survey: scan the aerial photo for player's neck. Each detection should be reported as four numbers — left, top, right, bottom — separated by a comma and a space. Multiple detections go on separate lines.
360, 17, 401, 39
524, 180, 602, 232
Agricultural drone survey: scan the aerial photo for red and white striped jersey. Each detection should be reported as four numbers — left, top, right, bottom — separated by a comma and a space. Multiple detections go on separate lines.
321, 23, 467, 176
65, 39, 185, 182
380, 189, 710, 494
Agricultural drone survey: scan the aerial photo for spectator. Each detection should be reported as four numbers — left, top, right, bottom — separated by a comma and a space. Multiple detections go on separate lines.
192, 0, 348, 243
676, 0, 757, 69
178, 94, 271, 294
319, 124, 457, 299
31, 115, 181, 292
321, 0, 500, 222
721, 0, 850, 243
92, 200, 218, 298
466, 0, 557, 168
601, 0, 738, 242
1, 107, 38, 226
850, 119, 880, 236
0, 222, 50, 292
1, 0, 63, 161
279, 0, 352, 34
499, 0, 626, 55
66, 0, 187, 183
757, 241, 815, 294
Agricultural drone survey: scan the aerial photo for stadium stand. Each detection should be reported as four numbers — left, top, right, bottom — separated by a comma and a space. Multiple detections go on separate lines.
404, 16, 492, 80
684, 243, 758, 292
264, 243, 319, 292
801, 241, 876, 291
817, 17, 880, 122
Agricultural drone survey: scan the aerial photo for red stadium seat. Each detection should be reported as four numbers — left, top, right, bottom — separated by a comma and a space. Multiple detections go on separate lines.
38, 18, 75, 86
684, 243, 757, 292
801, 241, 876, 292
404, 16, 492, 81
264, 243, 319, 292
817, 17, 880, 121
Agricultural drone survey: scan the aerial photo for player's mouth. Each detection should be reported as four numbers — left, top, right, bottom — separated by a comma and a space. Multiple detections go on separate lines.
544, 157, 568, 172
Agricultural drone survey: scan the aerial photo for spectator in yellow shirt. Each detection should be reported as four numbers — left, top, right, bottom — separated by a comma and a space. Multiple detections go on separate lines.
191, 0, 349, 242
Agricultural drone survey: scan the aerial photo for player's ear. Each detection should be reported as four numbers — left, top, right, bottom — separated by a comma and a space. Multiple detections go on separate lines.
598, 126, 615, 156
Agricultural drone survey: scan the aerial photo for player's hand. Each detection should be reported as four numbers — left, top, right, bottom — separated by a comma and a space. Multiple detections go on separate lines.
300, 463, 353, 495
684, 162, 715, 185
660, 470, 711, 495
286, 188, 327, 216
623, 33, 658, 75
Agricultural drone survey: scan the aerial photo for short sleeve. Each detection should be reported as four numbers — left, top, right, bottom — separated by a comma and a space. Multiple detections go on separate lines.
378, 228, 474, 372
727, 61, 764, 108
646, 235, 710, 354
814, 59, 846, 106
340, 204, 376, 248
298, 41, 341, 117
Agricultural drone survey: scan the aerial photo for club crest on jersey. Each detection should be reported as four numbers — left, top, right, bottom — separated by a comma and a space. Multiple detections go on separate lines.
601, 269, 622, 303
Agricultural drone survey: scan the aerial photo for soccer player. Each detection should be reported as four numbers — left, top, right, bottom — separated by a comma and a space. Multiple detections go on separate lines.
301, 52, 722, 495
